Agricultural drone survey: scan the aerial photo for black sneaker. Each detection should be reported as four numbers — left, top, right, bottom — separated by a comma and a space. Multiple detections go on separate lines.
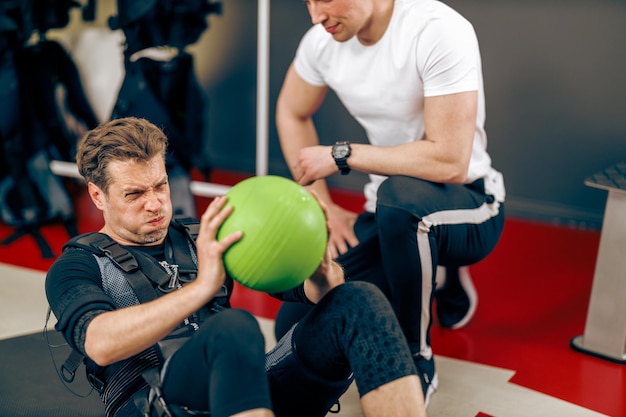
435, 266, 477, 329
413, 354, 438, 407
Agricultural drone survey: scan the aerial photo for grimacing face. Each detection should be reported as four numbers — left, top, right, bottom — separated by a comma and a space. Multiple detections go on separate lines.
90, 155, 173, 246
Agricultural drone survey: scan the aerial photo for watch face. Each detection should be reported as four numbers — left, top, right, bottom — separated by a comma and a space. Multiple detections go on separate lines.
333, 143, 350, 158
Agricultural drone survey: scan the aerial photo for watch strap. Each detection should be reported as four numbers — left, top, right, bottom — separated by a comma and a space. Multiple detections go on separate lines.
332, 141, 351, 175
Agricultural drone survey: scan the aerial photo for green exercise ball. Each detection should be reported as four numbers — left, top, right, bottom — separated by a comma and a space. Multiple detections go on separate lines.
217, 175, 328, 292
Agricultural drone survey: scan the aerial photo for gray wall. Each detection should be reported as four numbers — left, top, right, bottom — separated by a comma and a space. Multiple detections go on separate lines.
445, 0, 626, 229
62, 0, 626, 230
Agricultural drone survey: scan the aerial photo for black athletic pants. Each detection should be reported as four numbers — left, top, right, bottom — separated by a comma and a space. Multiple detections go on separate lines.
276, 176, 505, 357
159, 282, 415, 417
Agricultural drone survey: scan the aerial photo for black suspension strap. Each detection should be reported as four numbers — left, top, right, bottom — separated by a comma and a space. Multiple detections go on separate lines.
74, 233, 161, 302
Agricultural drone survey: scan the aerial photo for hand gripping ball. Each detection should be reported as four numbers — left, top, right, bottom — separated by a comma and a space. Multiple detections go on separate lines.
216, 175, 328, 292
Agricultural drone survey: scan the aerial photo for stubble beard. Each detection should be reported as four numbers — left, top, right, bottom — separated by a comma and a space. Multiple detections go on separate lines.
138, 227, 168, 245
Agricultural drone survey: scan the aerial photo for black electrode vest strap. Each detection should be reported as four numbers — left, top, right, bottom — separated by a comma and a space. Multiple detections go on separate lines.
58, 216, 226, 384
167, 216, 200, 281
73, 232, 161, 302
65, 216, 205, 301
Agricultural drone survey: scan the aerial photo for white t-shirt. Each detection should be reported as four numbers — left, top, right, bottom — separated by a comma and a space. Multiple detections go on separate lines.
293, 0, 505, 211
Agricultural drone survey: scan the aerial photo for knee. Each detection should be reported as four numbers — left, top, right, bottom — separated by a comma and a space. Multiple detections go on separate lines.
204, 309, 265, 352
377, 175, 404, 200
377, 176, 428, 204
327, 281, 389, 313
376, 176, 440, 219
375, 177, 417, 230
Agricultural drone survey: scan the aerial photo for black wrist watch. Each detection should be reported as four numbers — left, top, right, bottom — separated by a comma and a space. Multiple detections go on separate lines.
331, 141, 351, 175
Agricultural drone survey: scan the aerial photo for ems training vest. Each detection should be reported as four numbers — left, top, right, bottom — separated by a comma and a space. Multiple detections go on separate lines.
60, 217, 231, 416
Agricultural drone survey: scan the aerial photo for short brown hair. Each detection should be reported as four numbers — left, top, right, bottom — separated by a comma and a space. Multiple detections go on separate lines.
76, 117, 168, 193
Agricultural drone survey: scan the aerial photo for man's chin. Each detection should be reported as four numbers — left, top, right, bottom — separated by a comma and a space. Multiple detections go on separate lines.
141, 228, 168, 245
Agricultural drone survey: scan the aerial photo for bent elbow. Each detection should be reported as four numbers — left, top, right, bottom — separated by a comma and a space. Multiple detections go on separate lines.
92, 356, 114, 367
449, 170, 468, 184
84, 332, 123, 367
85, 343, 115, 367
441, 161, 469, 184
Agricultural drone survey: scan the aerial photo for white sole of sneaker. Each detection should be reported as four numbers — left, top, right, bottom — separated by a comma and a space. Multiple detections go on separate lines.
449, 266, 478, 329
424, 371, 439, 408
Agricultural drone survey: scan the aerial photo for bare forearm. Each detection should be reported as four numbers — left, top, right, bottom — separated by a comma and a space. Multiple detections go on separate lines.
277, 109, 340, 207
348, 141, 470, 184
85, 280, 215, 366
277, 109, 319, 172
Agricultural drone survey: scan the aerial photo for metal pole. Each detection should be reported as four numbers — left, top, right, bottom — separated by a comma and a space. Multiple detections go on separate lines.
256, 0, 270, 177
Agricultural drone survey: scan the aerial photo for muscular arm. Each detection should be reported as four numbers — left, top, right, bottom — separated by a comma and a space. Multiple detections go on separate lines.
276, 63, 332, 203
84, 279, 218, 366
276, 64, 477, 256
84, 196, 242, 366
277, 64, 360, 257
290, 88, 478, 186
346, 91, 476, 183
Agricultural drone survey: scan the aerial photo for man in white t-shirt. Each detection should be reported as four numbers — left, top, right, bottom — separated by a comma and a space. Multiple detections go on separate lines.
275, 0, 505, 406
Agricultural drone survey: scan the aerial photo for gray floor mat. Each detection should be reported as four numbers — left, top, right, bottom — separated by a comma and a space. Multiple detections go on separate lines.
0, 331, 104, 417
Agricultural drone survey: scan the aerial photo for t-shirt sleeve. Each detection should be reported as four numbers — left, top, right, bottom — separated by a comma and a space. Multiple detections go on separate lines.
46, 248, 116, 353
293, 25, 328, 87
417, 16, 481, 97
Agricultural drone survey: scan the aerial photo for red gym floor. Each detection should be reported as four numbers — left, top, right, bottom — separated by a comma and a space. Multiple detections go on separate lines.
0, 170, 624, 416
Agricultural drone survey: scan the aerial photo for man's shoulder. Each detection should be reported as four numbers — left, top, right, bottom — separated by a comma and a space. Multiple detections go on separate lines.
299, 23, 331, 52
48, 233, 112, 280
396, 0, 472, 27
46, 235, 102, 291
63, 232, 113, 253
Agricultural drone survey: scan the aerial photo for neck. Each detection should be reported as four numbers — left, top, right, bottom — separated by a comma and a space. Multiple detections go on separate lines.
358, 0, 395, 45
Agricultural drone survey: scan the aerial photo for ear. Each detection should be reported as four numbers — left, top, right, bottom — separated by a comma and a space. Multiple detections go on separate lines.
87, 182, 106, 211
